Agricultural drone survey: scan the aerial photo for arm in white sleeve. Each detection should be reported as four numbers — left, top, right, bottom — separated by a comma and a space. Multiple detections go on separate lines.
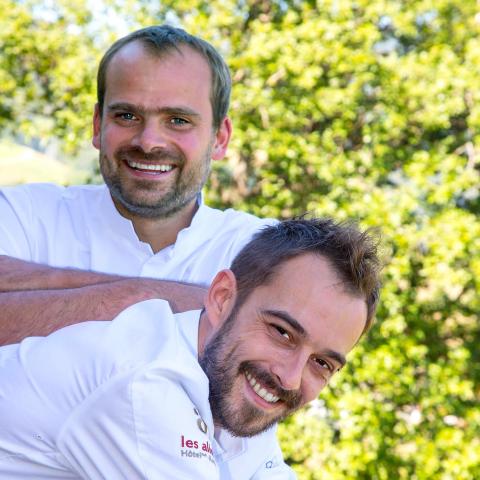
0, 189, 206, 345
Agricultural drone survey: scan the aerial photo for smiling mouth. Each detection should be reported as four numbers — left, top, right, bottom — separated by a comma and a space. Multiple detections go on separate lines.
245, 371, 280, 404
125, 160, 175, 173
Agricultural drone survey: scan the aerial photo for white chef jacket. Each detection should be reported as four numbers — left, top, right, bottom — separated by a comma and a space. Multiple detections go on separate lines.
0, 299, 291, 479
0, 183, 272, 282
0, 183, 295, 479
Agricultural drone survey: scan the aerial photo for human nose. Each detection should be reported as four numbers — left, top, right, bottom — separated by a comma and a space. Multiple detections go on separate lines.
131, 119, 167, 153
270, 353, 306, 392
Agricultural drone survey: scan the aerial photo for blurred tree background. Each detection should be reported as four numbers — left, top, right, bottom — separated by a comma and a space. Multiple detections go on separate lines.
1, 0, 479, 478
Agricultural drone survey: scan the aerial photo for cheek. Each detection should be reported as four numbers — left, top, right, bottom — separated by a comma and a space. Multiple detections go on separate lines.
174, 134, 202, 156
239, 332, 278, 358
102, 123, 134, 146
302, 375, 328, 403
179, 128, 215, 155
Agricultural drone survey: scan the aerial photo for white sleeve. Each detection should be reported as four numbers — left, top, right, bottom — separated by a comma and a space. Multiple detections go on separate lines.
0, 187, 34, 258
56, 368, 219, 480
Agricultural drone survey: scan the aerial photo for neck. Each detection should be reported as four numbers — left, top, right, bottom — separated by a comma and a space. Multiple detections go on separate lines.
197, 309, 212, 358
114, 198, 199, 253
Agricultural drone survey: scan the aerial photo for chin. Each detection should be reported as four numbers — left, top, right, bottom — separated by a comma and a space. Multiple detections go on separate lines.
217, 402, 283, 438
225, 418, 280, 438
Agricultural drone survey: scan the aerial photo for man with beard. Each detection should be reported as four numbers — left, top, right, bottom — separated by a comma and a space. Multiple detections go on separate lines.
0, 218, 381, 479
0, 24, 272, 344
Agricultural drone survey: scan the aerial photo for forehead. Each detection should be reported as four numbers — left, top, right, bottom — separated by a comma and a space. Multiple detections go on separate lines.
106, 39, 211, 78
103, 41, 213, 113
251, 254, 367, 355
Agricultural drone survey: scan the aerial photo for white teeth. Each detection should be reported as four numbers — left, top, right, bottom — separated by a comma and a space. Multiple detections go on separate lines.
127, 161, 174, 172
245, 371, 279, 403
264, 391, 278, 403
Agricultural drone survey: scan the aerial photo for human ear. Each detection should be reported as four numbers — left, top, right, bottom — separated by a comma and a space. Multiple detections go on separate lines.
204, 269, 237, 328
211, 117, 232, 161
92, 103, 101, 150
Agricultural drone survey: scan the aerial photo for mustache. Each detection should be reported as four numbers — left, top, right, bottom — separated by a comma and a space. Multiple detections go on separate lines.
240, 361, 303, 410
115, 145, 184, 164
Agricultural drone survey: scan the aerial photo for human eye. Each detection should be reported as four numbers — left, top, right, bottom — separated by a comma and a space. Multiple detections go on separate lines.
168, 117, 191, 128
312, 357, 334, 374
270, 324, 291, 341
114, 111, 138, 123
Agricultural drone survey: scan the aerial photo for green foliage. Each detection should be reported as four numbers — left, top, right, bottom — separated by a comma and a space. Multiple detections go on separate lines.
0, 0, 98, 152
1, 1, 479, 478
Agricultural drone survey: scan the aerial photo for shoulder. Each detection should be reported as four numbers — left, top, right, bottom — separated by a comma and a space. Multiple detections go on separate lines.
0, 183, 106, 210
87, 299, 181, 368
23, 300, 179, 392
198, 205, 277, 245
201, 204, 275, 228
172, 206, 278, 281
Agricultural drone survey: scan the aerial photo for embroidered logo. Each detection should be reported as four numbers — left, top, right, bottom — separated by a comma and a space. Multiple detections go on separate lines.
179, 435, 215, 465
178, 408, 215, 466
194, 407, 208, 434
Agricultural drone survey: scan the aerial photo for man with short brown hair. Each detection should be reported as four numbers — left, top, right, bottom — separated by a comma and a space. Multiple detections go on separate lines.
0, 24, 267, 340
0, 218, 381, 479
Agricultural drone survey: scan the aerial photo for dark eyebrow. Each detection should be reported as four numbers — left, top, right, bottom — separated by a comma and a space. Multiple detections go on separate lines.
322, 349, 346, 369
263, 309, 346, 368
263, 309, 307, 337
107, 102, 201, 118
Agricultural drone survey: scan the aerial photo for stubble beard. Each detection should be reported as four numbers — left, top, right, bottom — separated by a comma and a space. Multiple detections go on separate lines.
100, 143, 213, 219
199, 309, 303, 438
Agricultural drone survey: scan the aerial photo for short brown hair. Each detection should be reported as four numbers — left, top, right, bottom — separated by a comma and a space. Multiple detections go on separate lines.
97, 25, 231, 130
230, 217, 382, 335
